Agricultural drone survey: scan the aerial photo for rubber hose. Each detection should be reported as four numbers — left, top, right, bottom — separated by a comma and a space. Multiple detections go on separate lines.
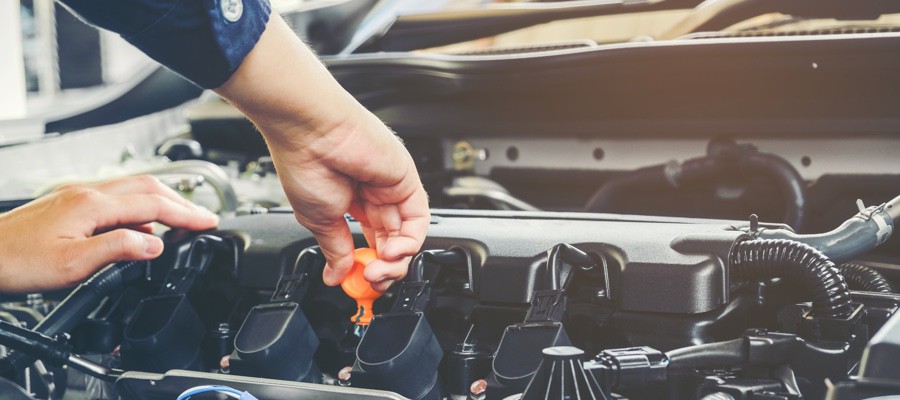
584, 158, 721, 212
759, 215, 892, 265
729, 239, 853, 318
0, 261, 146, 376
839, 263, 894, 293
737, 152, 807, 232
584, 152, 806, 231
584, 165, 670, 213
667, 339, 745, 369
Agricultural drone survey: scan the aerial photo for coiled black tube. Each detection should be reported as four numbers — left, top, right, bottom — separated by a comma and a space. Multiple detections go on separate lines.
729, 239, 853, 318
0, 261, 146, 377
839, 263, 894, 293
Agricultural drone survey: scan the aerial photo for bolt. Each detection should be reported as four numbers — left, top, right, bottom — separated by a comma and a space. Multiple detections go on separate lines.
470, 379, 487, 399
337, 366, 353, 387
452, 141, 478, 171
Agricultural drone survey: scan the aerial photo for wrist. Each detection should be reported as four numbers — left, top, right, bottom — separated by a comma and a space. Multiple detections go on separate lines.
254, 99, 368, 158
214, 15, 360, 153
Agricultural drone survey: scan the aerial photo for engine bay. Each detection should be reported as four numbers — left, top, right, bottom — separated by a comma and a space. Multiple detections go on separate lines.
1, 203, 899, 400
4, 2, 900, 399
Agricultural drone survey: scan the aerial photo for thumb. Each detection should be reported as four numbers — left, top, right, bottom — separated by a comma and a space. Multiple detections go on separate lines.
307, 219, 356, 287
66, 229, 163, 280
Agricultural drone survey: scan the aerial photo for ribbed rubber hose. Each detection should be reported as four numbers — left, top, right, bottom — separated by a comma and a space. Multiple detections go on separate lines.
729, 239, 853, 318
839, 263, 894, 293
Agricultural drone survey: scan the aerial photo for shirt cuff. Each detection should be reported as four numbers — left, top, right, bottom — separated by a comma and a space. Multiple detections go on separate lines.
125, 0, 271, 88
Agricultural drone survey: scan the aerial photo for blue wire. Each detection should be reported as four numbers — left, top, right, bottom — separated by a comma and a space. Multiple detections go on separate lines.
176, 385, 243, 400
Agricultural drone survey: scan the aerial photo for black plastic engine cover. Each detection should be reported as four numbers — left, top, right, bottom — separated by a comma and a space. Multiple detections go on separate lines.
218, 209, 744, 315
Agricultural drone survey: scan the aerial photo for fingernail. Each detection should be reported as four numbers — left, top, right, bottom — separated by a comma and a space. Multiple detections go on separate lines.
144, 237, 163, 256
202, 207, 219, 218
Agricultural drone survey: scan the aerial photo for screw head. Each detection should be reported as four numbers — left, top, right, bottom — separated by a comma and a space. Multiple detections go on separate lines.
470, 379, 488, 395
338, 366, 353, 382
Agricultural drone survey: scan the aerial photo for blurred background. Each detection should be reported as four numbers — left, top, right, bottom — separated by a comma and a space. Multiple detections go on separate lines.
4, 0, 900, 233
3, 0, 700, 204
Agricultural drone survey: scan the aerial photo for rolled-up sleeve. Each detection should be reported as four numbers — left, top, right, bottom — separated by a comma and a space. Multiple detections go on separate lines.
57, 0, 271, 88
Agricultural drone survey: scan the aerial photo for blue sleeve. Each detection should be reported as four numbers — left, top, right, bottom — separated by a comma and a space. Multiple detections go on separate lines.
57, 0, 271, 88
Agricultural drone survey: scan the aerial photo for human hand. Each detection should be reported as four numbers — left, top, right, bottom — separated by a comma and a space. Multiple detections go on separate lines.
268, 109, 430, 292
0, 175, 219, 293
215, 16, 429, 291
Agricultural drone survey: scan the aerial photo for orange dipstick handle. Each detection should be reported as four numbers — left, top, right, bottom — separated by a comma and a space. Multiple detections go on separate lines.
340, 248, 384, 325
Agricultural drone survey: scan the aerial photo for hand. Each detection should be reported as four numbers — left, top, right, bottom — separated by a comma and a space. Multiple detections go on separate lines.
269, 108, 430, 291
0, 176, 219, 293
216, 16, 430, 291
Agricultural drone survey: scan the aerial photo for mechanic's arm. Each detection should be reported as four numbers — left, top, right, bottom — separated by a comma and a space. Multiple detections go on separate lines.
57, 0, 429, 290
214, 17, 430, 291
0, 176, 218, 293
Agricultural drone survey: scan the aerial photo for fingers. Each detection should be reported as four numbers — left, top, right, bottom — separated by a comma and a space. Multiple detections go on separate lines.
317, 198, 425, 290
95, 223, 155, 235
59, 229, 162, 286
379, 186, 430, 261
363, 202, 388, 251
87, 193, 219, 232
91, 175, 197, 209
130, 223, 156, 234
307, 217, 357, 287
0, 175, 219, 293
349, 199, 377, 251
359, 224, 377, 254
358, 186, 430, 288
363, 257, 410, 291
59, 175, 219, 232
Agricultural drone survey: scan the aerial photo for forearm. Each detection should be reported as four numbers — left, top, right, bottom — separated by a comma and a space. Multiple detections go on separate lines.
214, 16, 362, 152
55, 0, 427, 290
213, 14, 429, 289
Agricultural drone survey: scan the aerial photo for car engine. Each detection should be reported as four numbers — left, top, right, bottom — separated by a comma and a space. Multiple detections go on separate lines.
4, 1, 900, 399
0, 198, 899, 400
